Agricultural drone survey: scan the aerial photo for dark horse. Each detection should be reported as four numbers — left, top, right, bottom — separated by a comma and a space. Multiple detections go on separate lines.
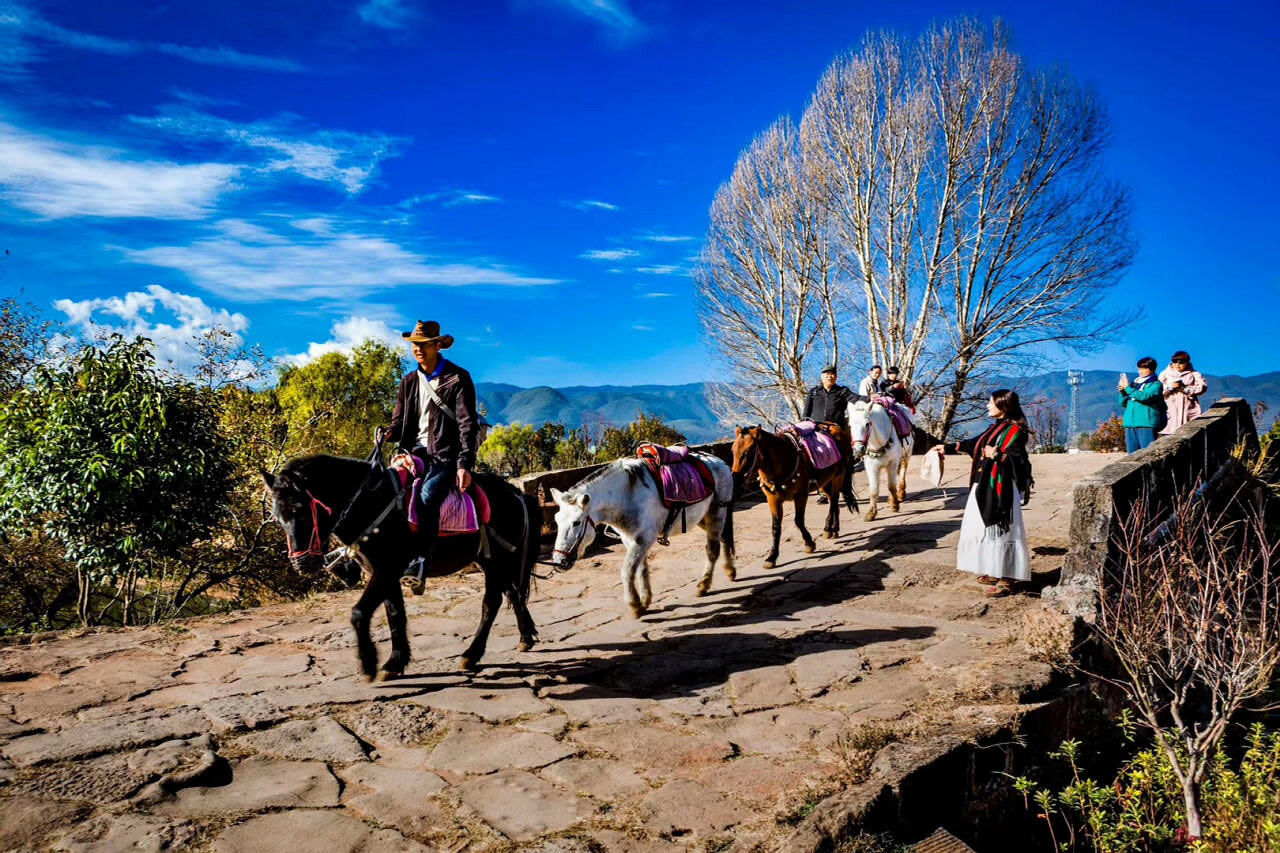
262, 454, 539, 678
731, 425, 855, 568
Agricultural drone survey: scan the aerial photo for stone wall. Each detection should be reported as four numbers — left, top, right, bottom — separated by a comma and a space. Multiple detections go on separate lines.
510, 441, 736, 541
1048, 398, 1259, 616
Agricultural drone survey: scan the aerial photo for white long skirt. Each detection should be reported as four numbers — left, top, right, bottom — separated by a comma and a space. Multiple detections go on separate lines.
956, 484, 1030, 581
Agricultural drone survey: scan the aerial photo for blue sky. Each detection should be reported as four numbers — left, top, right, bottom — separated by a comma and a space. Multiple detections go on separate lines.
0, 0, 1276, 386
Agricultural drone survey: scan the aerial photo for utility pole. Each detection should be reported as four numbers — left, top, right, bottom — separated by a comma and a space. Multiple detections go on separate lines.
1067, 370, 1084, 446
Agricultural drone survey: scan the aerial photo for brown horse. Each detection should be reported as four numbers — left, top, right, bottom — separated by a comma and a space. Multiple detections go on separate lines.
731, 425, 853, 568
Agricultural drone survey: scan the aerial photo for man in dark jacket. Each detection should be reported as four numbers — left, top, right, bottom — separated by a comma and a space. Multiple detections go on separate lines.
802, 365, 859, 508
386, 320, 479, 595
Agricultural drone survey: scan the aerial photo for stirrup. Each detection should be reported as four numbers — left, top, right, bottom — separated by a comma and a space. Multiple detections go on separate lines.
400, 557, 427, 596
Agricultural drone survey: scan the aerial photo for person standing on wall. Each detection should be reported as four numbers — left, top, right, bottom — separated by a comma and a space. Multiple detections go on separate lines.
1117, 356, 1166, 452
1158, 350, 1207, 435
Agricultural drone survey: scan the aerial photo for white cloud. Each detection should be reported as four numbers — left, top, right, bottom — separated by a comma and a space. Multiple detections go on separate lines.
52, 285, 251, 373
0, 2, 303, 74
399, 189, 501, 208
133, 107, 407, 195
122, 218, 560, 302
0, 121, 238, 219
566, 199, 620, 212
580, 248, 639, 261
638, 291, 673, 298
533, 0, 645, 42
283, 315, 405, 366
636, 264, 688, 276
640, 233, 693, 243
358, 0, 417, 29
631, 323, 654, 331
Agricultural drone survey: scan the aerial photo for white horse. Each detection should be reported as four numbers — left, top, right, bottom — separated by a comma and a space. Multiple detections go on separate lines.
549, 454, 736, 618
846, 399, 915, 521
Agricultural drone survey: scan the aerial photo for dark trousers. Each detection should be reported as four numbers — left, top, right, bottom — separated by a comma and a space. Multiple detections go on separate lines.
407, 460, 454, 576
1125, 427, 1157, 453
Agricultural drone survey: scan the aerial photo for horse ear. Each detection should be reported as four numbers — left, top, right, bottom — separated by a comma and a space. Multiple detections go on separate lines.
261, 470, 276, 489
734, 426, 742, 437
576, 493, 591, 509
549, 487, 564, 505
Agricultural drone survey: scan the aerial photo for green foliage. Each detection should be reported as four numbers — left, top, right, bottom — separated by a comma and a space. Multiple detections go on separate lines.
0, 296, 59, 400
478, 422, 539, 477
595, 411, 686, 462
275, 339, 403, 456
1083, 415, 1126, 452
0, 336, 234, 625
1016, 715, 1280, 853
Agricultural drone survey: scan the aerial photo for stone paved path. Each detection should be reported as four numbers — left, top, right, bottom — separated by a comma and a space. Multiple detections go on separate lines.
0, 454, 1110, 852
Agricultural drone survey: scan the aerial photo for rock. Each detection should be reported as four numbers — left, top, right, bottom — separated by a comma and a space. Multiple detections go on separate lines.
427, 722, 576, 775
154, 757, 340, 817
211, 809, 431, 852
408, 683, 552, 721
0, 795, 88, 852
540, 757, 649, 800
639, 778, 753, 837
338, 763, 450, 838
728, 666, 799, 712
456, 768, 592, 840
50, 812, 198, 853
1, 707, 209, 767
235, 716, 368, 764
570, 723, 735, 774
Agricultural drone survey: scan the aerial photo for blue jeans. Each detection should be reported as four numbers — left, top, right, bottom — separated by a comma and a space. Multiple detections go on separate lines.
406, 460, 454, 576
1125, 427, 1156, 453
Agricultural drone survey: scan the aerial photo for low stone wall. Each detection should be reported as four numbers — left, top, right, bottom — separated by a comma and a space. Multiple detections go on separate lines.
1047, 398, 1259, 616
511, 441, 735, 541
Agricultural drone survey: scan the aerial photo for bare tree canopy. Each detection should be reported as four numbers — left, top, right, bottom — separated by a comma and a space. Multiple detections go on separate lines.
697, 18, 1135, 436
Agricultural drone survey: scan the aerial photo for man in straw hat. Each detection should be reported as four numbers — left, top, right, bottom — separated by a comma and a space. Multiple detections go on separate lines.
385, 320, 479, 595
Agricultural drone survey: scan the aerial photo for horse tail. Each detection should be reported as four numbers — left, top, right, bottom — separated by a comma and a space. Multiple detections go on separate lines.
514, 492, 538, 606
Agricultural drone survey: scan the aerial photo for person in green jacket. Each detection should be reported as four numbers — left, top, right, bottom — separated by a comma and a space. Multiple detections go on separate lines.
1117, 356, 1166, 452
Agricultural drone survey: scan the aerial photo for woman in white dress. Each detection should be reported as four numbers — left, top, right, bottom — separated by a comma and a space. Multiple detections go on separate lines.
932, 389, 1033, 597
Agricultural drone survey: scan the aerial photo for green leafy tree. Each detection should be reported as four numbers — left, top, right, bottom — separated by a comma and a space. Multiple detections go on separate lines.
275, 339, 403, 457
554, 427, 595, 469
595, 412, 686, 462
478, 422, 539, 477
0, 336, 234, 626
0, 297, 59, 400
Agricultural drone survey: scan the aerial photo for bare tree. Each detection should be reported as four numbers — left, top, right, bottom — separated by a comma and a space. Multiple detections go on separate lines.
696, 118, 841, 425
698, 18, 1134, 436
1096, 480, 1280, 840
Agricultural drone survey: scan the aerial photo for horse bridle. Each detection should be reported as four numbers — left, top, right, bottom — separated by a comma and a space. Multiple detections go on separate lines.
286, 488, 333, 560
852, 404, 894, 459
551, 511, 596, 569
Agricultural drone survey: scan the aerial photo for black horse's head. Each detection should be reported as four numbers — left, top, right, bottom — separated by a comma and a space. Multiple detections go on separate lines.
262, 464, 333, 574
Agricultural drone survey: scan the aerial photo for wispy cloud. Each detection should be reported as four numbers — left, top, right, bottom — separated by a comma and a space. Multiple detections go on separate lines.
636, 264, 686, 276
566, 199, 620, 212
53, 285, 251, 373
638, 291, 673, 298
358, 0, 417, 30
0, 121, 238, 219
399, 189, 501, 208
640, 233, 693, 243
532, 0, 645, 42
580, 248, 639, 261
122, 218, 560, 302
631, 323, 654, 331
283, 315, 406, 366
132, 107, 407, 194
0, 2, 304, 73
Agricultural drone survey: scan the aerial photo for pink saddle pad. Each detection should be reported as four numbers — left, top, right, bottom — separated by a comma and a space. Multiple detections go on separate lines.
885, 405, 913, 440
659, 462, 713, 505
784, 422, 842, 470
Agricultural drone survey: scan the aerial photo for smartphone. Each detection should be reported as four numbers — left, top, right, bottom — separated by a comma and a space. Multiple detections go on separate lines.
1118, 372, 1127, 385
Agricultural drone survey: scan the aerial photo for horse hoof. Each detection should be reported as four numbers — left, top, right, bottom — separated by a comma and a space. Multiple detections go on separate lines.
763, 559, 776, 570
696, 583, 711, 597
630, 605, 646, 619
724, 566, 737, 582
517, 639, 537, 652
864, 512, 876, 522
804, 544, 816, 553
458, 656, 479, 671
378, 669, 405, 682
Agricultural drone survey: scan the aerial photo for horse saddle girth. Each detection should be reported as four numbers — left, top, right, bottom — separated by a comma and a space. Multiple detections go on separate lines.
637, 444, 715, 507
782, 421, 842, 471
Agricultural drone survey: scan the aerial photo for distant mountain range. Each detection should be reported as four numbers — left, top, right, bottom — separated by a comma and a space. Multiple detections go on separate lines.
476, 371, 1279, 443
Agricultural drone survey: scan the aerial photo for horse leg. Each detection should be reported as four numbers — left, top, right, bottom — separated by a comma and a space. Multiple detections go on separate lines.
825, 477, 840, 538
720, 501, 737, 582
887, 454, 902, 512
864, 461, 880, 522
698, 514, 719, 596
764, 496, 782, 569
506, 497, 538, 652
379, 579, 411, 679
350, 577, 385, 681
620, 541, 652, 618
896, 453, 910, 503
794, 494, 816, 553
460, 565, 504, 671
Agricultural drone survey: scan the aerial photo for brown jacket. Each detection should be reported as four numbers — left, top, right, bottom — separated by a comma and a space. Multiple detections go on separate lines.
387, 360, 479, 470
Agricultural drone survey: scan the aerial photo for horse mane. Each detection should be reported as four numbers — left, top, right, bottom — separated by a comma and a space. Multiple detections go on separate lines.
568, 457, 650, 496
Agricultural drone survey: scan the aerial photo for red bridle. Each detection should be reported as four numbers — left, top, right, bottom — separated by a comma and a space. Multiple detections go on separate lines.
286, 491, 333, 559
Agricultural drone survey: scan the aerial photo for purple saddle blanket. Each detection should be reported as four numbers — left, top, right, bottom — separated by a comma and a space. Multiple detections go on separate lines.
870, 399, 914, 440
637, 444, 713, 506
391, 453, 481, 536
782, 421, 842, 470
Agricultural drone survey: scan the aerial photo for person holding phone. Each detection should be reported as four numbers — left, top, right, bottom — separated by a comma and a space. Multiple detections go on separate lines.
1157, 351, 1207, 435
1117, 356, 1165, 452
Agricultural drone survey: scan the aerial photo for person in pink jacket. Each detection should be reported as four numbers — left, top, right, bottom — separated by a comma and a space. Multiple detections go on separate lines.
1157, 350, 1207, 434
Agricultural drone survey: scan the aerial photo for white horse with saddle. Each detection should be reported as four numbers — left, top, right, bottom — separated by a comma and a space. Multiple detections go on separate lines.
846, 397, 916, 520
549, 444, 735, 617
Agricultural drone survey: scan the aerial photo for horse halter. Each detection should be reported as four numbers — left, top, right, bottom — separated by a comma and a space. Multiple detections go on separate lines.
551, 512, 595, 569
286, 489, 333, 560
853, 404, 893, 459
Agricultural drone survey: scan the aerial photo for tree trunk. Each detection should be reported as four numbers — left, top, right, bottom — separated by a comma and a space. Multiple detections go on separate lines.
1182, 781, 1202, 841
76, 567, 92, 627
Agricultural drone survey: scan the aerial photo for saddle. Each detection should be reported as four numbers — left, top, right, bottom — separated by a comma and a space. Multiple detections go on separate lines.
780, 420, 842, 470
870, 398, 915, 441
636, 443, 717, 545
391, 452, 492, 537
